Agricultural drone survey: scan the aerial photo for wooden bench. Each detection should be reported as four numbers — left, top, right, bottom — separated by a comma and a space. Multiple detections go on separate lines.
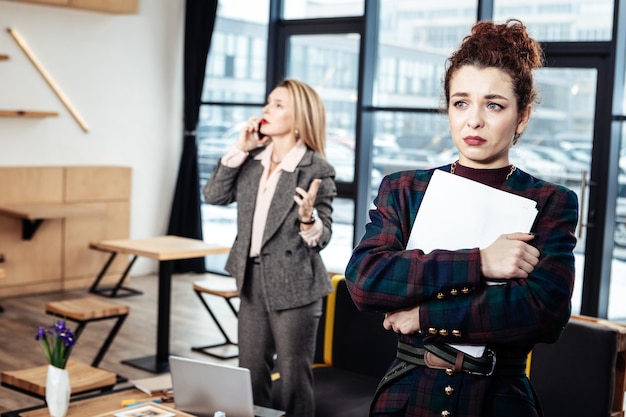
1, 360, 116, 399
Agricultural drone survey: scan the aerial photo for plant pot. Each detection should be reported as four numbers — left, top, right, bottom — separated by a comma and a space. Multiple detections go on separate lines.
45, 364, 70, 417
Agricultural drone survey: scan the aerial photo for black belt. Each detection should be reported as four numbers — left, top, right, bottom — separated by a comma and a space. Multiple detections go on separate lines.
375, 342, 527, 398
249, 256, 261, 265
397, 341, 527, 377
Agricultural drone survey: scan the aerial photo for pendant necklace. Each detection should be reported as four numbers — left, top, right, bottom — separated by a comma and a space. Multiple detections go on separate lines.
450, 160, 516, 181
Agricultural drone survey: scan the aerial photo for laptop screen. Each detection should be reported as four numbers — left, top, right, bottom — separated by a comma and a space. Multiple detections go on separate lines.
168, 355, 284, 417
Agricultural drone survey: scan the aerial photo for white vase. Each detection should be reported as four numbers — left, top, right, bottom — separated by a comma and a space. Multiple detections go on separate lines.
45, 364, 70, 417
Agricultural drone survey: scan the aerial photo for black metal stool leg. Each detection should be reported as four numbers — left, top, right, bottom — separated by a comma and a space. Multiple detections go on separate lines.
191, 289, 239, 360
90, 253, 142, 298
89, 252, 117, 293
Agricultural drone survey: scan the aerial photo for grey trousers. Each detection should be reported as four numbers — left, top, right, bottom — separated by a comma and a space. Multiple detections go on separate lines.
237, 258, 323, 417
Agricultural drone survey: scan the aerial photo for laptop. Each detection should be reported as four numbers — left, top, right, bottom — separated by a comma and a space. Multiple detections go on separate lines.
169, 355, 285, 417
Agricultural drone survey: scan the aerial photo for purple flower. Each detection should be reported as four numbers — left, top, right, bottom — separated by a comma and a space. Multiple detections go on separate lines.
35, 326, 46, 340
35, 320, 75, 369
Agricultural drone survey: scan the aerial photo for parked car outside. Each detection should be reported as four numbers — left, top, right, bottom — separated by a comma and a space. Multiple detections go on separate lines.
373, 148, 439, 176
614, 198, 626, 260
198, 123, 365, 186
528, 145, 588, 185
509, 147, 568, 184
197, 122, 230, 143
327, 140, 355, 183
198, 123, 243, 183
373, 133, 400, 156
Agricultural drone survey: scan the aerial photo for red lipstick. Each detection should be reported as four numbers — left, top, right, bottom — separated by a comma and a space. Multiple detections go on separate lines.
464, 135, 486, 146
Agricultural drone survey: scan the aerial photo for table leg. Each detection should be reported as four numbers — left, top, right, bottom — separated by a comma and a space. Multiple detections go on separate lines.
156, 259, 173, 365
121, 260, 173, 374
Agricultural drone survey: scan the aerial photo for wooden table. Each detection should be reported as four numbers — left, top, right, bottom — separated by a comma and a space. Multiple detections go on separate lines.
89, 236, 230, 373
0, 203, 104, 240
1, 387, 193, 417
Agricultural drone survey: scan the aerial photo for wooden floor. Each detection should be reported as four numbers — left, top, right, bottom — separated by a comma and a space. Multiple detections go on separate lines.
0, 272, 239, 413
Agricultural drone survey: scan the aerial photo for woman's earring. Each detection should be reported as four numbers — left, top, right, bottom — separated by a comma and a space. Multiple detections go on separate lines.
513, 133, 521, 145
295, 129, 300, 138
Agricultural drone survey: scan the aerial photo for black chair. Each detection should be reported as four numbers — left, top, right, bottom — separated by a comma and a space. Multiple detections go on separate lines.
312, 275, 397, 417
530, 315, 626, 417
270, 275, 396, 416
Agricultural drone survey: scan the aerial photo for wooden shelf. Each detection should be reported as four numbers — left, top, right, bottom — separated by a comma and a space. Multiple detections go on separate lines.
1, 0, 138, 14
0, 202, 105, 240
0, 110, 59, 118
0, 57, 60, 119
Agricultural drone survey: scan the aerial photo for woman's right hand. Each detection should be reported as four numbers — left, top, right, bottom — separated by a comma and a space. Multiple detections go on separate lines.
383, 305, 421, 335
480, 232, 540, 279
235, 116, 270, 152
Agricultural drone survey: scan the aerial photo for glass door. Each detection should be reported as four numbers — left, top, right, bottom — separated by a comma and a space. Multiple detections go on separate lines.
610, 124, 626, 320
514, 67, 596, 315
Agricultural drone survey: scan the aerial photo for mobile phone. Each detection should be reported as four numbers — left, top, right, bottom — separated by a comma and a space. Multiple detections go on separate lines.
255, 119, 267, 141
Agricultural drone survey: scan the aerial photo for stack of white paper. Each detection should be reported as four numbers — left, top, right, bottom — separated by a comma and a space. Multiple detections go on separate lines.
407, 169, 537, 254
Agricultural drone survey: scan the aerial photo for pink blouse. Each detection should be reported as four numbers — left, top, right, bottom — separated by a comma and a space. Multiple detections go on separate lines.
221, 140, 323, 257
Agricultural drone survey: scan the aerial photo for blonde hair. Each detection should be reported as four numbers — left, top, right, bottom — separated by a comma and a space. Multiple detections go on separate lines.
277, 79, 327, 157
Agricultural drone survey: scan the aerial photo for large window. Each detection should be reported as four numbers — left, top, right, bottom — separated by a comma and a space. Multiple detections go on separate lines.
198, 0, 270, 273
285, 33, 360, 271
199, 0, 626, 320
494, 0, 614, 41
282, 0, 364, 19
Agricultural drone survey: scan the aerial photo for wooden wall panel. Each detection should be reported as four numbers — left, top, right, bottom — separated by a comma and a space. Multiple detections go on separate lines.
64, 166, 131, 203
0, 167, 63, 204
0, 166, 131, 297
0, 167, 65, 296
64, 201, 130, 284
0, 216, 63, 296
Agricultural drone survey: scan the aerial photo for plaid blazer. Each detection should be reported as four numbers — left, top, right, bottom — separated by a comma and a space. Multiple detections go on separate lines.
345, 165, 578, 417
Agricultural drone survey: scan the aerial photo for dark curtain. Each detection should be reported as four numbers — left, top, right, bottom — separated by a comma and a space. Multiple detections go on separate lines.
167, 0, 218, 273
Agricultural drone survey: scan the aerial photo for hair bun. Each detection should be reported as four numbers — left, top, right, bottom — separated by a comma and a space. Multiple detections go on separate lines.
444, 19, 544, 110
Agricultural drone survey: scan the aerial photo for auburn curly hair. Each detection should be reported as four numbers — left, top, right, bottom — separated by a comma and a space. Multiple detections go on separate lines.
443, 19, 544, 114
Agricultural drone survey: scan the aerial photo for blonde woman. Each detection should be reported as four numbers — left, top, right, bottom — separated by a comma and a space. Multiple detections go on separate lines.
203, 79, 337, 417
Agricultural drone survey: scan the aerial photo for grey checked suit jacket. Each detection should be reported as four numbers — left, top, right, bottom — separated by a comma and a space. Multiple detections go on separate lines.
202, 147, 337, 311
